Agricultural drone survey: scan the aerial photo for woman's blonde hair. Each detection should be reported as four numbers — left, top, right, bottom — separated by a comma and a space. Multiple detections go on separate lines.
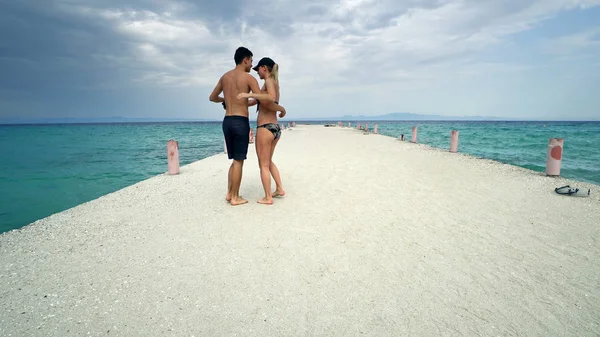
269, 63, 279, 82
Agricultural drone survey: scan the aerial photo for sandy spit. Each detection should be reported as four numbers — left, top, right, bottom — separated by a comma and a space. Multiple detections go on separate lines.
1, 124, 599, 336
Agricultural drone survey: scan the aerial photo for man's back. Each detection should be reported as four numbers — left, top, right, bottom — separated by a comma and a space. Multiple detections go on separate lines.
221, 69, 251, 117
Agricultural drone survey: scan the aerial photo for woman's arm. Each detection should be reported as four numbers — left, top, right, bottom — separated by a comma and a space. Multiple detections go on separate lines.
258, 79, 279, 108
256, 78, 286, 116
237, 76, 276, 102
238, 92, 275, 102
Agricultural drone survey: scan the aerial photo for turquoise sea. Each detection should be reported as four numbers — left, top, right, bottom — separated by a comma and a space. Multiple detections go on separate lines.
1, 120, 599, 234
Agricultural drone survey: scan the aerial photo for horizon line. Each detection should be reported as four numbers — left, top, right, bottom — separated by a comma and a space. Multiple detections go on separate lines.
2, 118, 600, 126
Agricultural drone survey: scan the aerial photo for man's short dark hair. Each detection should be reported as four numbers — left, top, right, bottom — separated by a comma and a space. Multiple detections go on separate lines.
234, 47, 253, 65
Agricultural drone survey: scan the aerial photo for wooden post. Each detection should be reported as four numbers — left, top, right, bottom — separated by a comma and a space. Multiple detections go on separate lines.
450, 130, 459, 153
348, 122, 351, 128
546, 138, 564, 177
167, 140, 180, 175
411, 126, 417, 143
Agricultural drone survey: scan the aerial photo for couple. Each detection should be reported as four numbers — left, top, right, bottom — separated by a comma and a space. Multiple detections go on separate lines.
209, 46, 287, 206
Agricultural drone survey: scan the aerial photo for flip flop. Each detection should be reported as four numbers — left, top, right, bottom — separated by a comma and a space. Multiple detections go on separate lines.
554, 185, 590, 197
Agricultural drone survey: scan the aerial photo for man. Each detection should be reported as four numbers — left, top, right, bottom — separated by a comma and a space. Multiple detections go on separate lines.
209, 46, 281, 206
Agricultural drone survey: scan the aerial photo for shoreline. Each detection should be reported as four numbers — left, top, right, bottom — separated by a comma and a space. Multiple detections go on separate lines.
0, 151, 226, 236
3, 122, 598, 236
2, 119, 599, 126
345, 124, 600, 188
3, 122, 598, 237
1, 124, 599, 336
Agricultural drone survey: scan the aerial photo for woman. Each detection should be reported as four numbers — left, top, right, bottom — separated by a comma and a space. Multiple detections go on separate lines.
237, 57, 286, 205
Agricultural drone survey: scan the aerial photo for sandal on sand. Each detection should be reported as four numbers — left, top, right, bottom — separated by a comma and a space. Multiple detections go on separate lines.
554, 185, 590, 197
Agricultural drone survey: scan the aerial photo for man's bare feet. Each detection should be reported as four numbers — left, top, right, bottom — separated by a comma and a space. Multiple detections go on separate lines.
272, 189, 285, 197
230, 196, 248, 206
257, 197, 273, 205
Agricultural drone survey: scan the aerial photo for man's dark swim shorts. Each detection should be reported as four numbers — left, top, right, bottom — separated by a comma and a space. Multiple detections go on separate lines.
222, 115, 250, 160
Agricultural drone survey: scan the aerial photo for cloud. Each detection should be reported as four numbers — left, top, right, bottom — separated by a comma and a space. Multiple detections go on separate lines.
47, 0, 598, 88
1, 0, 599, 119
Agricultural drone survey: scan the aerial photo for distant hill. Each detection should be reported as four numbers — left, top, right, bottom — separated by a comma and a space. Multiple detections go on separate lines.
299, 112, 504, 121
308, 113, 599, 122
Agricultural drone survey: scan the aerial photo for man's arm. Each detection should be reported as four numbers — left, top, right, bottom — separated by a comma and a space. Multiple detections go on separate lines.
209, 77, 224, 103
243, 77, 286, 114
238, 75, 275, 102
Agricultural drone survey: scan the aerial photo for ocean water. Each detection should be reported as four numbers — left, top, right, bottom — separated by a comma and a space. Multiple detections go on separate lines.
0, 122, 225, 234
372, 121, 600, 184
1, 120, 599, 234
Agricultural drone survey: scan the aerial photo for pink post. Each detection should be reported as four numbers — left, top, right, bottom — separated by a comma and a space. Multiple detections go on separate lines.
365, 123, 369, 132
374, 124, 378, 134
292, 122, 296, 127
450, 130, 459, 153
546, 138, 564, 176
411, 126, 417, 143
167, 140, 180, 175
287, 122, 290, 128
249, 128, 254, 143
223, 138, 227, 154
358, 123, 361, 130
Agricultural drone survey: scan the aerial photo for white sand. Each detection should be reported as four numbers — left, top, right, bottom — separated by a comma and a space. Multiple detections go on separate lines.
1, 124, 599, 336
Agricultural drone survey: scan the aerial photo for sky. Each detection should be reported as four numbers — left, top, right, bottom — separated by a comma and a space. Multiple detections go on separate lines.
1, 0, 599, 122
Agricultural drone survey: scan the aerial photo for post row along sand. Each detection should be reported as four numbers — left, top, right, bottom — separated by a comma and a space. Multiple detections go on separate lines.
1, 124, 599, 336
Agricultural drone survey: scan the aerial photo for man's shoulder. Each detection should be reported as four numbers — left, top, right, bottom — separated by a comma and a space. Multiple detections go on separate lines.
243, 72, 257, 82
222, 69, 235, 78
232, 71, 255, 83
220, 69, 237, 83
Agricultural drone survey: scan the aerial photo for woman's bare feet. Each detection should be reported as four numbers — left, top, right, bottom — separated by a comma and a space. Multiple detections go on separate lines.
257, 197, 273, 205
272, 189, 285, 197
230, 196, 248, 206
226, 194, 232, 202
